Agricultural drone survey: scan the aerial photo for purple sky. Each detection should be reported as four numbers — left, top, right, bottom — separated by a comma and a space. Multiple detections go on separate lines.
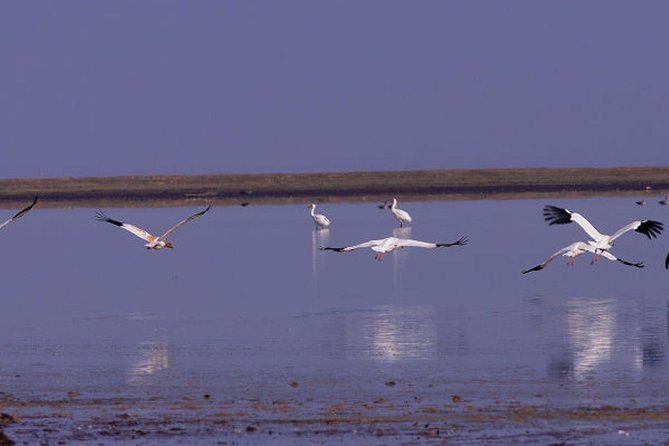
2, 1, 668, 178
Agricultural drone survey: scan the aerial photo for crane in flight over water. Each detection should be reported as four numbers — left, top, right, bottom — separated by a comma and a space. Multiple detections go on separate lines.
0, 196, 38, 232
309, 204, 331, 229
522, 241, 644, 274
390, 198, 412, 227
95, 205, 210, 250
320, 236, 467, 261
542, 205, 663, 260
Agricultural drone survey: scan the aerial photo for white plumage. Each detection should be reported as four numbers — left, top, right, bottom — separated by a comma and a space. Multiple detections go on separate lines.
320, 235, 467, 261
96, 205, 210, 250
309, 204, 331, 229
542, 205, 663, 256
522, 241, 643, 274
390, 198, 412, 227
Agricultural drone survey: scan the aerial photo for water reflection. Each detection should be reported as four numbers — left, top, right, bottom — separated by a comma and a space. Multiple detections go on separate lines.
344, 305, 437, 361
392, 227, 412, 297
127, 336, 172, 384
566, 298, 621, 378
126, 313, 172, 384
638, 303, 666, 367
528, 296, 669, 380
311, 228, 330, 297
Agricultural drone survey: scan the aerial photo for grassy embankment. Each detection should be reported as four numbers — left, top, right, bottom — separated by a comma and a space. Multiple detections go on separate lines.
0, 166, 668, 208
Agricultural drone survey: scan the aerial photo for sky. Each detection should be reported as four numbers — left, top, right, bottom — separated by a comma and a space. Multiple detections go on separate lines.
1, 1, 668, 179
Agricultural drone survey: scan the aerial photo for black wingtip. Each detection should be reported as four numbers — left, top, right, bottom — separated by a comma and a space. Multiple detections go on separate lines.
195, 204, 212, 217
636, 220, 663, 239
319, 246, 345, 252
456, 236, 469, 246
542, 205, 573, 226
616, 258, 644, 268
94, 210, 123, 227
11, 196, 39, 220
436, 236, 468, 248
665, 252, 669, 270
521, 264, 544, 274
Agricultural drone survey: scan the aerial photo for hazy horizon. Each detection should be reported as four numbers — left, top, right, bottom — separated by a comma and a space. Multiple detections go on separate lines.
2, 1, 668, 178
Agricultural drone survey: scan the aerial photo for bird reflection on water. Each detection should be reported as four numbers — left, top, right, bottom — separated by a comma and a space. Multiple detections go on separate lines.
125, 313, 172, 385
343, 305, 438, 361
127, 337, 172, 385
311, 228, 330, 298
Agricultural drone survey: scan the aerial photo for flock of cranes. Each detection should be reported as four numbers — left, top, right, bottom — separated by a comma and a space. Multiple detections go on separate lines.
1, 196, 668, 271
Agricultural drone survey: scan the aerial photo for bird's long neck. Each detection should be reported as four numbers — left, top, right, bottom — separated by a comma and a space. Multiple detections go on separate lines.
391, 200, 397, 210
310, 206, 316, 217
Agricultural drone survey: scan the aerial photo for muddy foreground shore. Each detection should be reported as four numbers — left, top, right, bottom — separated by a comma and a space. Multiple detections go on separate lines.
2, 391, 668, 445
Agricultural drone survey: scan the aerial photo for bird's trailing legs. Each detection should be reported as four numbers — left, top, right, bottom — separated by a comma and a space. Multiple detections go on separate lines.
590, 250, 602, 264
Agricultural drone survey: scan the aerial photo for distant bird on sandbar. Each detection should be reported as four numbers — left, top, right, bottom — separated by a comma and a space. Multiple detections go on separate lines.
320, 236, 467, 261
309, 204, 331, 229
522, 241, 643, 274
390, 198, 412, 227
0, 196, 38, 232
95, 205, 210, 250
636, 199, 647, 206
660, 195, 668, 206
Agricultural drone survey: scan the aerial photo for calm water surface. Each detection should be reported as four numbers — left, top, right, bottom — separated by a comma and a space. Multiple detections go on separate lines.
1, 197, 668, 442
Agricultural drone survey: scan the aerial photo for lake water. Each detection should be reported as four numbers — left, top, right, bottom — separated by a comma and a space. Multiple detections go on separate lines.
1, 196, 668, 444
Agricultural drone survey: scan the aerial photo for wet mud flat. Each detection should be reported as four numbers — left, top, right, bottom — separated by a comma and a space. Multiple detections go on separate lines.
2, 392, 669, 445
1, 166, 668, 208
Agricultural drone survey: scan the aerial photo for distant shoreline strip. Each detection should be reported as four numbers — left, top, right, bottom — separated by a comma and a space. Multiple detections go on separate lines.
1, 166, 668, 207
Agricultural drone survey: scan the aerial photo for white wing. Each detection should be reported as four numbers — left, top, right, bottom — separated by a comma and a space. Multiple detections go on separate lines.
395, 239, 438, 249
392, 208, 412, 222
313, 214, 331, 227
95, 211, 155, 242
543, 206, 605, 242
320, 238, 385, 252
160, 205, 211, 239
609, 220, 663, 243
522, 242, 588, 274
567, 212, 605, 242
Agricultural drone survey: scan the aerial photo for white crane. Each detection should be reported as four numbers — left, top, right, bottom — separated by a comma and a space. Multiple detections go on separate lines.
309, 204, 331, 229
95, 205, 210, 250
542, 205, 663, 259
522, 241, 644, 274
0, 196, 38, 231
320, 236, 467, 261
390, 198, 412, 227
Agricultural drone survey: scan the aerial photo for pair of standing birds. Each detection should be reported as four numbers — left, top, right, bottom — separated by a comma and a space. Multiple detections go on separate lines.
309, 197, 412, 229
311, 198, 467, 261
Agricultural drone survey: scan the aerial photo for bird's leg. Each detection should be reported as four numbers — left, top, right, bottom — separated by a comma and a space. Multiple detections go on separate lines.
375, 253, 386, 261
